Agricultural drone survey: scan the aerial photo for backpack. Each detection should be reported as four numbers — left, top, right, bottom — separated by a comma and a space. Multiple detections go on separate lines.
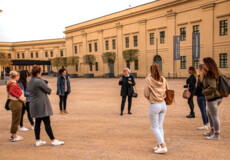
219, 75, 230, 97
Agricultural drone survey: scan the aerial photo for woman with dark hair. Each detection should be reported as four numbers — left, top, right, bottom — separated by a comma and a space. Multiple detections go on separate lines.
202, 57, 222, 140
144, 64, 169, 154
56, 68, 71, 114
195, 64, 209, 130
28, 65, 64, 146
119, 68, 136, 116
18, 70, 34, 132
184, 66, 197, 118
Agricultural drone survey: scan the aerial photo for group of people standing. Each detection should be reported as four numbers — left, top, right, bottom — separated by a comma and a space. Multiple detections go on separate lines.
6, 65, 71, 146
119, 57, 224, 154
5, 57, 225, 152
184, 57, 223, 140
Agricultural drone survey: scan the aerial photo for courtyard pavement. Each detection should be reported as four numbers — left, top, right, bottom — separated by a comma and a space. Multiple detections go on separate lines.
0, 76, 229, 160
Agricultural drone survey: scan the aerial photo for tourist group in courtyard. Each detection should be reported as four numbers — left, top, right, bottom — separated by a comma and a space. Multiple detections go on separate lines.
4, 57, 229, 154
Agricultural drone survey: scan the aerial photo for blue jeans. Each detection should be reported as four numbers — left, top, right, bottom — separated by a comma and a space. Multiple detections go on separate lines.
148, 101, 167, 145
197, 96, 208, 125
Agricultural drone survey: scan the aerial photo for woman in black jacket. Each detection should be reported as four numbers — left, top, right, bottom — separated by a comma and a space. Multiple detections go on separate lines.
195, 64, 209, 130
119, 68, 136, 116
184, 66, 197, 118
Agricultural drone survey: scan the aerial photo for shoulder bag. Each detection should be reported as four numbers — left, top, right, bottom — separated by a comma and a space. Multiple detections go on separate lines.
165, 90, 175, 105
183, 89, 191, 99
5, 99, 11, 110
132, 86, 138, 98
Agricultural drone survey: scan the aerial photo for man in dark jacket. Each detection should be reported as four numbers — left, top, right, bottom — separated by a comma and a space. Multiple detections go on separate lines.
119, 68, 136, 116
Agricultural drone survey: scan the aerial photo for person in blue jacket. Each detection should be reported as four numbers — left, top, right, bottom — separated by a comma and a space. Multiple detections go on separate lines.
18, 70, 35, 131
56, 68, 71, 114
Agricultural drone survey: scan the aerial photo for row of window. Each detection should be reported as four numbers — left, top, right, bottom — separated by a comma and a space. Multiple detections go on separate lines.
124, 36, 139, 48
148, 31, 166, 45
179, 25, 200, 41
105, 39, 116, 50
15, 51, 64, 59
178, 20, 228, 42
74, 20, 228, 53
180, 53, 228, 69
74, 40, 117, 54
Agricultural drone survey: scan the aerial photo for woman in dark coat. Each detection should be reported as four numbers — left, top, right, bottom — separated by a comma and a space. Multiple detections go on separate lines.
28, 65, 64, 147
18, 70, 34, 131
119, 68, 136, 116
56, 68, 71, 114
184, 66, 197, 118
195, 64, 209, 130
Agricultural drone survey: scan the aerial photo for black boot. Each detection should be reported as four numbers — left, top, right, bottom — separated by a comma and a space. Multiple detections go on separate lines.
186, 113, 195, 118
120, 112, 123, 116
128, 111, 132, 115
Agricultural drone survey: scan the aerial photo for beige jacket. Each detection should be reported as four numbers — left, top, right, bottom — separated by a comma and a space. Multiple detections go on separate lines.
144, 74, 169, 104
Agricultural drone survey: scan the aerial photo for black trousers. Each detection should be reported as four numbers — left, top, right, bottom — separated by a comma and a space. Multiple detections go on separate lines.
59, 92, 68, 111
35, 116, 55, 140
20, 102, 34, 127
121, 95, 132, 113
188, 93, 195, 114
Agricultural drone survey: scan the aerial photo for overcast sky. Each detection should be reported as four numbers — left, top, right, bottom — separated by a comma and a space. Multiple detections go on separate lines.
0, 0, 155, 42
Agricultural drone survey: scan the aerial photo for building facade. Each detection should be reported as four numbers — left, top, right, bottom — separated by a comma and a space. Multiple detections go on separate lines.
0, 0, 230, 77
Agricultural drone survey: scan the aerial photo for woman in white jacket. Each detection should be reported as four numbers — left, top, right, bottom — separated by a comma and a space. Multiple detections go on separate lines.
144, 64, 169, 154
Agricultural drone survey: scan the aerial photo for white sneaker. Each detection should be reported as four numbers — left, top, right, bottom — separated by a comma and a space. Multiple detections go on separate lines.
51, 140, 64, 146
155, 147, 168, 154
207, 134, 220, 140
19, 127, 29, 132
10, 135, 24, 142
36, 140, 46, 147
203, 131, 214, 136
197, 125, 209, 130
153, 145, 160, 151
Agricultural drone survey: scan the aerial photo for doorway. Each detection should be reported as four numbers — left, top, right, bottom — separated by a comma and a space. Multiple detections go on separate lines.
108, 63, 114, 74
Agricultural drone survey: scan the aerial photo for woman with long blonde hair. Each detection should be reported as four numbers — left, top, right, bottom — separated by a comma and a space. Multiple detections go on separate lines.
144, 64, 169, 154
195, 64, 209, 130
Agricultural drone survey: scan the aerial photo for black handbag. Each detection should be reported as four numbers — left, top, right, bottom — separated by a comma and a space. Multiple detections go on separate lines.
5, 99, 11, 111
132, 86, 138, 98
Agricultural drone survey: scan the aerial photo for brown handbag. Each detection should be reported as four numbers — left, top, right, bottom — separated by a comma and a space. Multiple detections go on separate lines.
165, 90, 175, 105
183, 89, 191, 99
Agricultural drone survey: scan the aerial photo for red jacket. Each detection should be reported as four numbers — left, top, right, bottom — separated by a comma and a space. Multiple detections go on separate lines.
7, 81, 23, 98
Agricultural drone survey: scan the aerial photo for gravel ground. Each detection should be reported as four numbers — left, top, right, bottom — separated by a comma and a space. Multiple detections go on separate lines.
0, 77, 229, 160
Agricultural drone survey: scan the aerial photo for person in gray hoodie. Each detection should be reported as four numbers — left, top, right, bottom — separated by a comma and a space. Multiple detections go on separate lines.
144, 64, 169, 154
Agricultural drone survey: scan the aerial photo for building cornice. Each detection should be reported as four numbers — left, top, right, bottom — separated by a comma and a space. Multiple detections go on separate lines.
201, 1, 215, 11
216, 13, 230, 18
157, 26, 167, 30
97, 29, 104, 33
190, 19, 202, 24
138, 19, 147, 25
64, 0, 193, 34
177, 22, 188, 26
65, 36, 73, 40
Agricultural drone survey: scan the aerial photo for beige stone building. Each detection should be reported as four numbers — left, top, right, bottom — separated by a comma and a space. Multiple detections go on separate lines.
0, 0, 230, 77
